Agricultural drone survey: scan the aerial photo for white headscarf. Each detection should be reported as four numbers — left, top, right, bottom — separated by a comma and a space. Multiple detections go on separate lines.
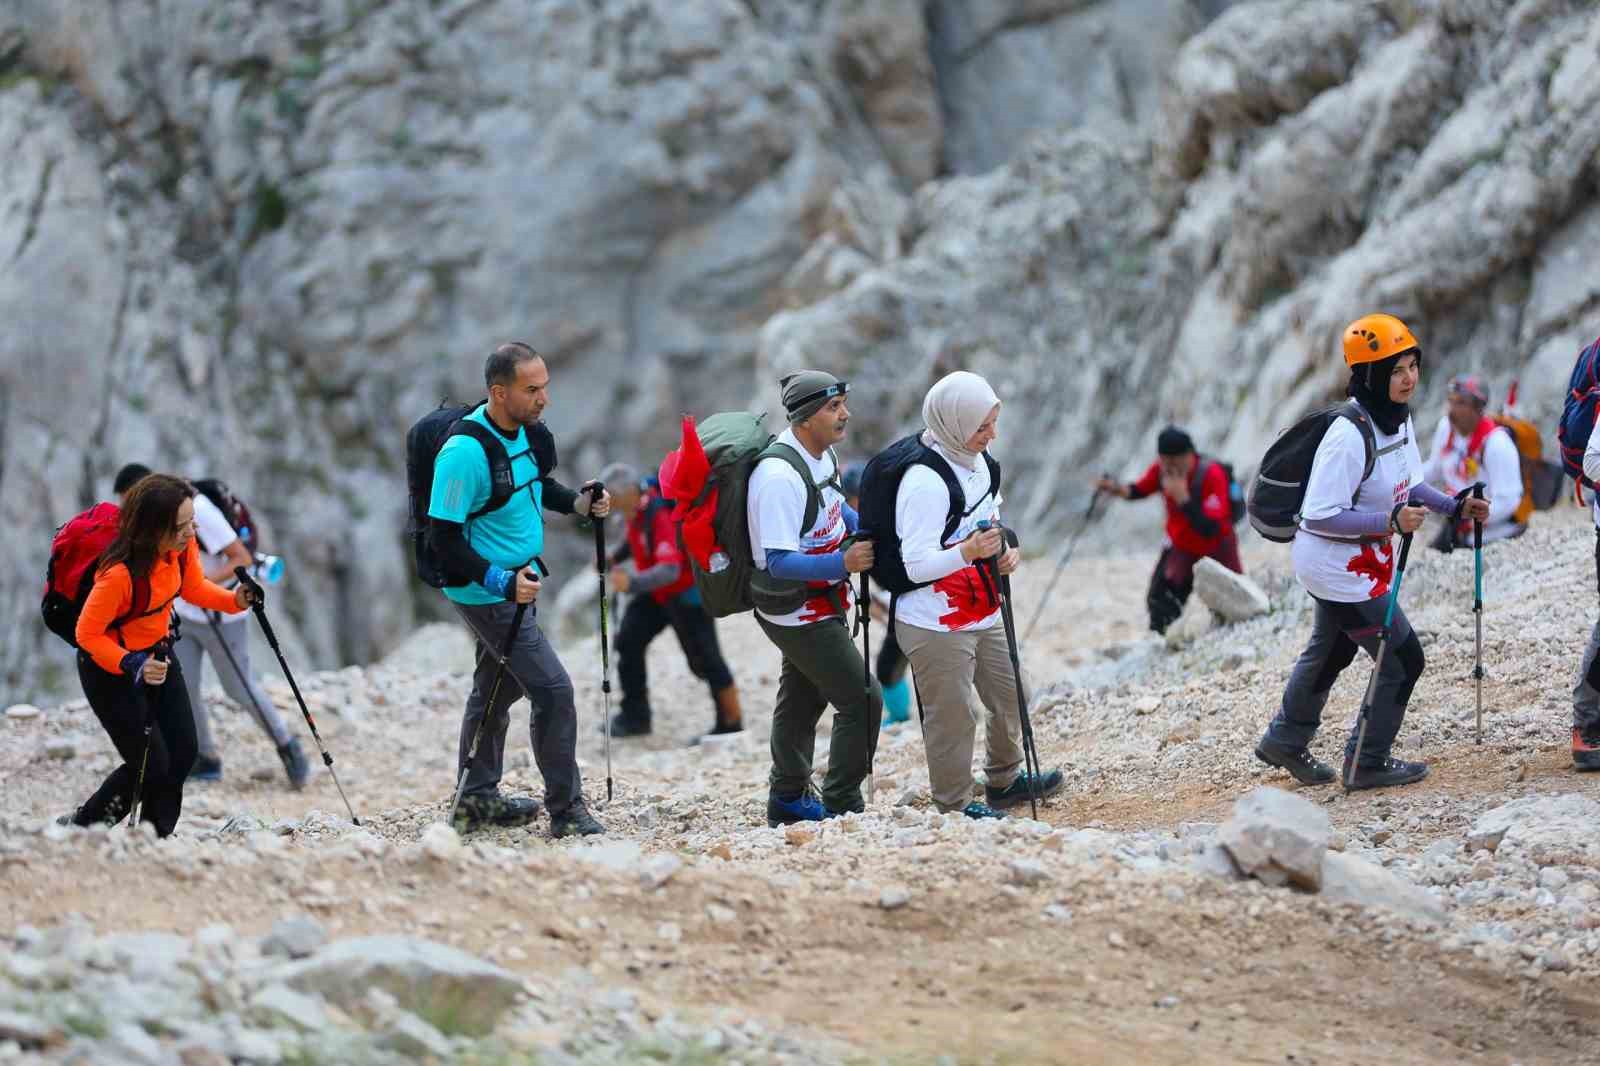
920, 371, 1000, 470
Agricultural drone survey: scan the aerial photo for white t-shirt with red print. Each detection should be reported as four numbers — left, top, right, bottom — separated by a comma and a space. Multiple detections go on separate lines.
746, 428, 853, 627
1292, 413, 1423, 603
892, 441, 1003, 633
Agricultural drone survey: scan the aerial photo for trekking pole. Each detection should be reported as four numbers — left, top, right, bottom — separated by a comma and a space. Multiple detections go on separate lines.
1021, 488, 1103, 648
1472, 482, 1485, 744
984, 524, 1041, 820
444, 557, 546, 828
1345, 531, 1415, 788
587, 483, 614, 804
127, 643, 168, 832
205, 611, 277, 742
855, 565, 873, 805
234, 567, 362, 826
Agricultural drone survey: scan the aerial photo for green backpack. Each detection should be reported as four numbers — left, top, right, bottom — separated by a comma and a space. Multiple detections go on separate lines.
686, 411, 841, 618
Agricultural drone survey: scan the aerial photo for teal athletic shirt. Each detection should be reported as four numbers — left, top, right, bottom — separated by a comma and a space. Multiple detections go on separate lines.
427, 407, 544, 605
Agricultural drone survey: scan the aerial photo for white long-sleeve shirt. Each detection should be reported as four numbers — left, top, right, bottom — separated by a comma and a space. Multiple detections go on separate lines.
1422, 413, 1524, 542
1584, 417, 1600, 528
892, 441, 1002, 632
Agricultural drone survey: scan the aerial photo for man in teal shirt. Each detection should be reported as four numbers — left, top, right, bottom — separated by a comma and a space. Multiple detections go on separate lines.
428, 342, 610, 837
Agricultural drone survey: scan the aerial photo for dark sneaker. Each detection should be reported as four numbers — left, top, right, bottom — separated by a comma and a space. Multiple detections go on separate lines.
55, 812, 77, 827
766, 790, 826, 827
1342, 757, 1429, 791
959, 802, 1005, 820
189, 755, 223, 783
608, 713, 652, 738
454, 792, 542, 832
824, 796, 865, 818
1254, 739, 1336, 786
550, 801, 604, 839
986, 768, 1065, 809
1574, 727, 1600, 771
277, 738, 311, 791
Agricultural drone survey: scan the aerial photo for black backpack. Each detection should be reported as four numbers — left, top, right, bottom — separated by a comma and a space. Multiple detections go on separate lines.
405, 401, 556, 589
856, 434, 1001, 595
1200, 459, 1248, 525
1247, 400, 1377, 543
190, 478, 260, 554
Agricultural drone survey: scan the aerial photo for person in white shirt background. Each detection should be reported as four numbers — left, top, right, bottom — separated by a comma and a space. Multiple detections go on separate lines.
1421, 374, 1524, 551
1253, 315, 1489, 792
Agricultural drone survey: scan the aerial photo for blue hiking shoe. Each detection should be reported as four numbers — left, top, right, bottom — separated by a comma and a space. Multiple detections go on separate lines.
766, 789, 827, 827
986, 768, 1064, 809
959, 802, 1005, 820
882, 677, 911, 725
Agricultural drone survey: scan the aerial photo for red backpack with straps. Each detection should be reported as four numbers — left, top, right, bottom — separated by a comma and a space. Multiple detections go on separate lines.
41, 502, 149, 648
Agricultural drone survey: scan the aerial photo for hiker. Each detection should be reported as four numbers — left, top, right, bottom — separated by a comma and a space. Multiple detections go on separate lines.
1094, 426, 1242, 634
890, 371, 1064, 817
1254, 313, 1489, 790
66, 474, 259, 836
842, 460, 911, 726
426, 342, 609, 837
1421, 374, 1525, 550
599, 463, 742, 742
747, 370, 882, 825
139, 471, 310, 789
1570, 405, 1600, 771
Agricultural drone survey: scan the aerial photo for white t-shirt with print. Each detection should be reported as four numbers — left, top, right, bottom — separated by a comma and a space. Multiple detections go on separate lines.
1421, 413, 1524, 540
175, 492, 245, 625
893, 442, 1002, 633
746, 428, 852, 627
1291, 412, 1422, 603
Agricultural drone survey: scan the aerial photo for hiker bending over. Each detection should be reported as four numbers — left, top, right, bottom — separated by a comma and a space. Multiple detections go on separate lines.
1421, 374, 1524, 551
66, 474, 258, 836
427, 342, 609, 838
890, 371, 1063, 818
600, 464, 742, 743
1095, 426, 1242, 634
843, 460, 912, 726
747, 370, 882, 826
1255, 314, 1489, 791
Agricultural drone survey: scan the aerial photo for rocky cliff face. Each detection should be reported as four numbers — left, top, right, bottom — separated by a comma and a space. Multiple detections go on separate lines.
4, 0, 1595, 704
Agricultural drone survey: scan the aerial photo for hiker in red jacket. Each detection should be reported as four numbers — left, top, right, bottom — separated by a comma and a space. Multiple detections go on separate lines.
600, 464, 741, 743
1095, 426, 1242, 634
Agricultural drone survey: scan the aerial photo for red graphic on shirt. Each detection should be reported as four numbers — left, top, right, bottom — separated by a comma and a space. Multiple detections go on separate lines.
934, 566, 1001, 629
1345, 540, 1395, 600
796, 506, 850, 624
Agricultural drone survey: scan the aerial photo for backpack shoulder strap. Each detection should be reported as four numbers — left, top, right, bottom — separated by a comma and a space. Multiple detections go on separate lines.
529, 420, 558, 478
1336, 400, 1379, 506
915, 444, 968, 544
762, 441, 829, 536
449, 419, 516, 518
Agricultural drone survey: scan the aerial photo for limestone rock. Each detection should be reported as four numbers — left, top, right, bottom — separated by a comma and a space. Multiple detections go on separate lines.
1217, 787, 1330, 890
1192, 558, 1270, 623
1320, 851, 1447, 926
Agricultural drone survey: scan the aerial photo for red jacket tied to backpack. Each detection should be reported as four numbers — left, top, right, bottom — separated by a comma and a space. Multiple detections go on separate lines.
1130, 459, 1234, 557
626, 490, 695, 604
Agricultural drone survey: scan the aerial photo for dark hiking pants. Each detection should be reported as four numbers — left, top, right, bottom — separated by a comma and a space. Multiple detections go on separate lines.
615, 594, 734, 725
74, 653, 198, 837
1147, 535, 1243, 634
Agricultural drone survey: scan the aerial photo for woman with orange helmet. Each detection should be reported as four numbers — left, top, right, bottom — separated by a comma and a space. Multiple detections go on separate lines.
1254, 314, 1490, 791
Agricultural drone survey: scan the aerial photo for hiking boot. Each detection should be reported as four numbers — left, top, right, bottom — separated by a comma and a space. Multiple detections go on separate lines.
550, 800, 604, 839
608, 712, 651, 738
766, 789, 826, 827
1254, 738, 1336, 786
454, 792, 543, 833
189, 755, 222, 783
1341, 757, 1429, 791
986, 768, 1065, 810
824, 797, 865, 818
277, 738, 311, 791
959, 802, 1005, 820
1574, 727, 1600, 771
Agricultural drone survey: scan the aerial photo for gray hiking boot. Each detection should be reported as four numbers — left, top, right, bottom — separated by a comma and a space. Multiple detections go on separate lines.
454, 792, 543, 833
278, 738, 312, 791
550, 800, 604, 839
1341, 756, 1429, 791
1254, 738, 1336, 786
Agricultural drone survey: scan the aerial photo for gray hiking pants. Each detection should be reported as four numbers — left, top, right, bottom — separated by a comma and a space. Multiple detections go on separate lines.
1264, 594, 1425, 766
756, 615, 882, 813
1574, 530, 1600, 731
175, 614, 292, 759
453, 601, 582, 815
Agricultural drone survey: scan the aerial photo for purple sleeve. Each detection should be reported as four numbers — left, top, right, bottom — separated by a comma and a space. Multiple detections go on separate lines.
1300, 508, 1391, 538
1409, 482, 1457, 515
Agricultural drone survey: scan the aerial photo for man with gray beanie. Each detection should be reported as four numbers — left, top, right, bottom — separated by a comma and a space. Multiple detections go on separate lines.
747, 369, 882, 825
598, 463, 741, 742
1095, 425, 1243, 634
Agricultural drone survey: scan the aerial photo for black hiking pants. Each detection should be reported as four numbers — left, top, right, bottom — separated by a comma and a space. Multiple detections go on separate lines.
1263, 595, 1425, 766
73, 652, 197, 837
616, 594, 733, 726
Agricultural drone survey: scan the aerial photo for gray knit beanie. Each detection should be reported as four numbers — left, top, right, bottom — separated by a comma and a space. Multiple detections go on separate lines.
779, 370, 849, 424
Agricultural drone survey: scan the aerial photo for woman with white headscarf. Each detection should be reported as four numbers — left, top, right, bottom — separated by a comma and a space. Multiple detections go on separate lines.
893, 371, 1063, 818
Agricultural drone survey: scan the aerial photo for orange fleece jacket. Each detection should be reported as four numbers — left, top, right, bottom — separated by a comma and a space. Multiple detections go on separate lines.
76, 540, 243, 674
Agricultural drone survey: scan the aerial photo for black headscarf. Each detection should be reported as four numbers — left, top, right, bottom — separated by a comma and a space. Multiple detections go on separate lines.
1346, 349, 1419, 435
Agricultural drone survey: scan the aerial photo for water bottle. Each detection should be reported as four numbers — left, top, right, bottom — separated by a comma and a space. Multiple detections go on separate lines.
251, 554, 285, 585
708, 550, 731, 574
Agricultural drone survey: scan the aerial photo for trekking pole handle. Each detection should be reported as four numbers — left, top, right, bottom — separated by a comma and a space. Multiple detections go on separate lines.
234, 565, 265, 609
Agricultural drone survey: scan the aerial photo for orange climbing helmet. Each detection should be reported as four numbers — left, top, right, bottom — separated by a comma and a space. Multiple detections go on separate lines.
1342, 313, 1419, 368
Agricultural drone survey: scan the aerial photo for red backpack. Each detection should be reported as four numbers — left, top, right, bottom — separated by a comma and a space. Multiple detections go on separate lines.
41, 502, 148, 648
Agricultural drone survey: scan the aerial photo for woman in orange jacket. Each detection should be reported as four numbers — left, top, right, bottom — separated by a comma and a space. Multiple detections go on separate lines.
68, 474, 257, 836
